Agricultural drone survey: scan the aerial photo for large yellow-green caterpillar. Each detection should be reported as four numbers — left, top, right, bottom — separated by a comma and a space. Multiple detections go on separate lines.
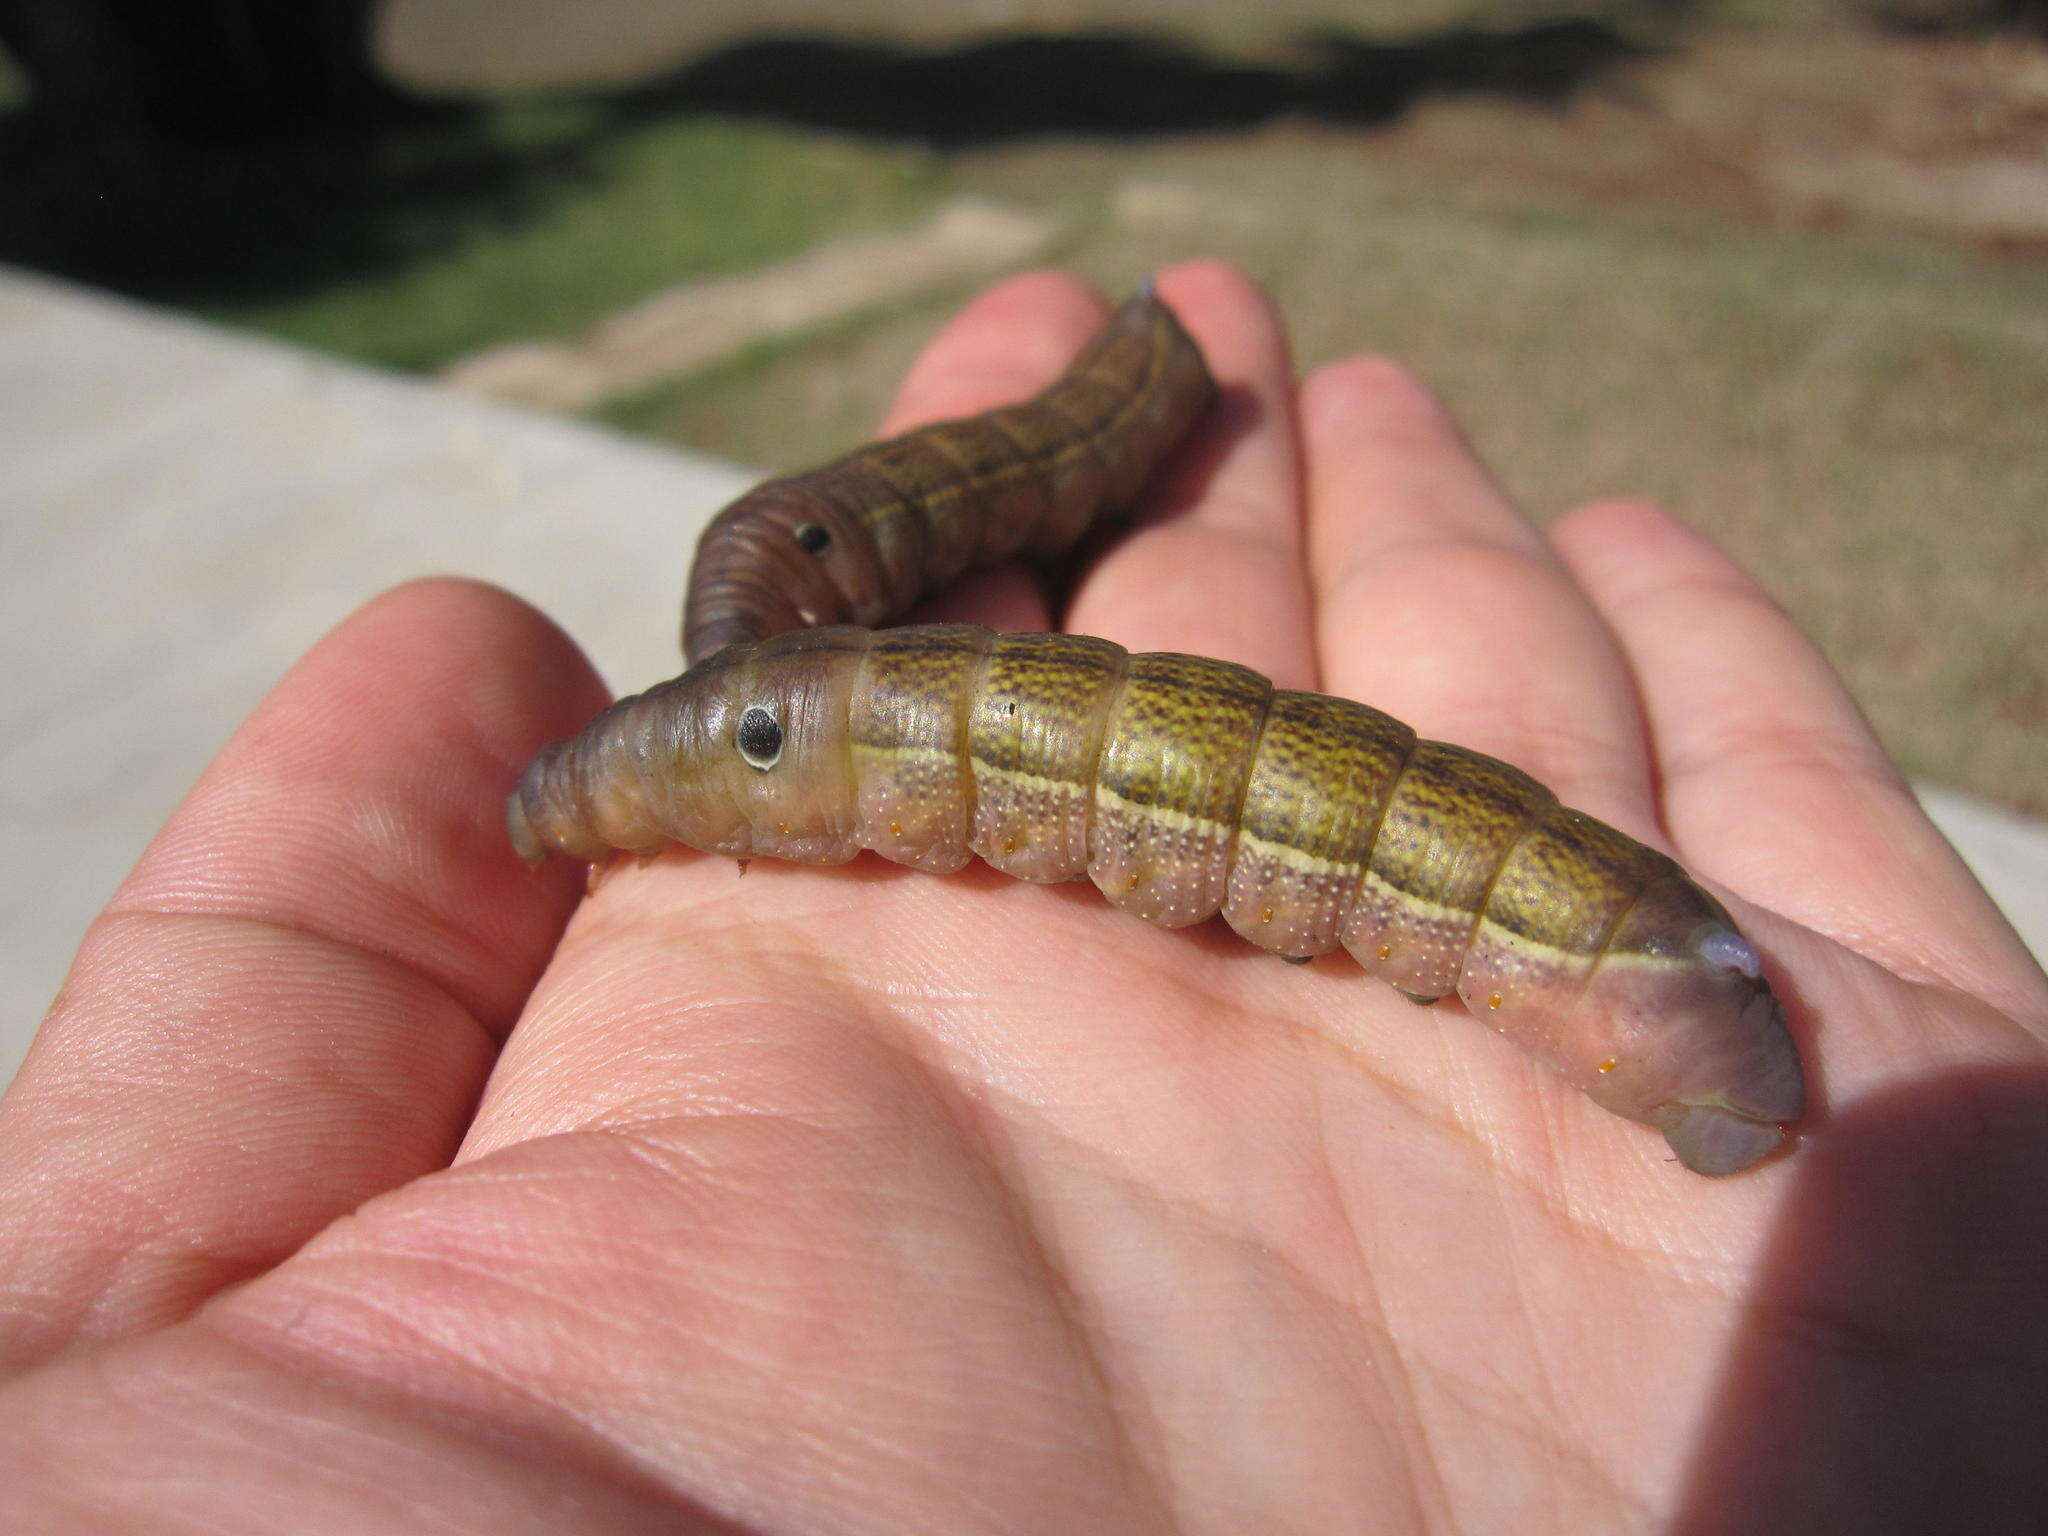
511, 291, 1806, 1176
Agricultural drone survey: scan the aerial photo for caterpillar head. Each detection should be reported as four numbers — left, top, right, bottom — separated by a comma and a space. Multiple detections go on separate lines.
508, 628, 871, 867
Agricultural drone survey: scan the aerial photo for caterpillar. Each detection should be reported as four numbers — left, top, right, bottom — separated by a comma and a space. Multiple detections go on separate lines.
681, 287, 1213, 664
511, 290, 1806, 1177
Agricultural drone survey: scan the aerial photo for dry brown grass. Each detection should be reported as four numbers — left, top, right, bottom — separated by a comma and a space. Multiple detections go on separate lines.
620, 121, 2048, 812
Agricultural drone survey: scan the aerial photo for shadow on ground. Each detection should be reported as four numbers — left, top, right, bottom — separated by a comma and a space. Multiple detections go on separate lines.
1673, 1061, 2048, 1532
626, 21, 1646, 145
0, 19, 1645, 317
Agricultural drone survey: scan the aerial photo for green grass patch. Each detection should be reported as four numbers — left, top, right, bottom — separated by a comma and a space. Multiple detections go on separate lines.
0, 86, 940, 375
223, 108, 943, 372
0, 45, 26, 113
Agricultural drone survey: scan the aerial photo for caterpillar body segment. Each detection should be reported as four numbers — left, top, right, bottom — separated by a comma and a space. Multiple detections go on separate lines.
509, 625, 1806, 1176
682, 290, 1214, 665
514, 285, 1806, 1175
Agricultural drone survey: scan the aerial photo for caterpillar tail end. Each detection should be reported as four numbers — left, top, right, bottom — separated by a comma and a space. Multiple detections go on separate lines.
1651, 1101, 1785, 1177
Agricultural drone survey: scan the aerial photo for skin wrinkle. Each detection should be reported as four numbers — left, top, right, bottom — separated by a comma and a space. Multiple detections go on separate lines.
234, 1242, 633, 1374
129, 790, 552, 1016
560, 1088, 875, 1143
1478, 1128, 1596, 1530
211, 1259, 750, 1523
1389, 1078, 1658, 1529
1306, 1084, 1454, 1534
589, 949, 884, 1025
446, 1116, 1146, 1532
0, 918, 487, 1363
895, 1018, 1677, 1528
1550, 555, 1798, 656
1313, 1069, 1660, 1530
570, 882, 1134, 1025
874, 1038, 1180, 1533
1426, 1368, 1653, 1532
93, 1346, 418, 1492
484, 1019, 1232, 1527
1781, 911, 1974, 1004
1322, 532, 1561, 607
555, 1123, 1012, 1269
1657, 720, 1912, 813
28, 1036, 473, 1179
31, 1030, 458, 1157
157, 1318, 744, 1533
95, 900, 520, 1044
1305, 1027, 1752, 1292
0, 1187, 254, 1349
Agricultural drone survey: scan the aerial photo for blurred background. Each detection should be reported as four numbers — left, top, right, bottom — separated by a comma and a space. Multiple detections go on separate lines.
7, 0, 2043, 807
1, 0, 2044, 1072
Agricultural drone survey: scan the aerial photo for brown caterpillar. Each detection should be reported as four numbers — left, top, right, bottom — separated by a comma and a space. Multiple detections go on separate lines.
681, 288, 1213, 664
512, 291, 1806, 1177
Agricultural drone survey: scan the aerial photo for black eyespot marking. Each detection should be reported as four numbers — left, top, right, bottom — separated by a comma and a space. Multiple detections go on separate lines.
794, 522, 831, 556
737, 706, 783, 771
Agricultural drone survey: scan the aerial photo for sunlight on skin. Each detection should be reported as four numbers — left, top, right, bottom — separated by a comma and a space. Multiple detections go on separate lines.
0, 262, 2042, 1533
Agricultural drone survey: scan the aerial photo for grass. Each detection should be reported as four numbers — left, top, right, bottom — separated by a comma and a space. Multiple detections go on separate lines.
220, 109, 942, 371
0, 90, 940, 375
0, 46, 24, 112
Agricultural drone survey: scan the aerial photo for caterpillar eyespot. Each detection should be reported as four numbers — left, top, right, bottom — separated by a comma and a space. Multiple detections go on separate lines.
510, 288, 1806, 1178
736, 707, 783, 770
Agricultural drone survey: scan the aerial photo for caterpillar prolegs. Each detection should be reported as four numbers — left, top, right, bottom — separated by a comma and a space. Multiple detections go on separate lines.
512, 291, 1806, 1176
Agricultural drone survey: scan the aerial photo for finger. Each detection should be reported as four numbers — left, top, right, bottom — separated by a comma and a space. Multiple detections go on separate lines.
1066, 260, 1318, 689
1301, 358, 1656, 831
880, 269, 1111, 437
910, 564, 1051, 634
1554, 500, 2047, 1014
0, 579, 607, 1372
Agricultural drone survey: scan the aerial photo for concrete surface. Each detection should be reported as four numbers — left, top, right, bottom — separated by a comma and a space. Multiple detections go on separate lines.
1, 267, 752, 1084
2, 266, 2044, 1087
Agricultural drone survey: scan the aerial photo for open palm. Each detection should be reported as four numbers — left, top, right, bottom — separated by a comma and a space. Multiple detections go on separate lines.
5, 264, 2045, 1534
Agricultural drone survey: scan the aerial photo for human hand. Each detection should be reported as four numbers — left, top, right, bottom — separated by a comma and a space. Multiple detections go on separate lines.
4, 263, 2045, 1533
